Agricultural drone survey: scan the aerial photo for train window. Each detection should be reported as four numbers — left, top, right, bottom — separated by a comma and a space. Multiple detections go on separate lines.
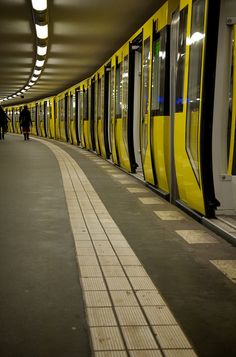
123, 56, 129, 121
98, 77, 101, 119
115, 63, 122, 118
101, 75, 104, 121
186, 0, 205, 182
175, 6, 188, 113
142, 37, 151, 155
123, 56, 129, 152
83, 89, 88, 120
151, 27, 169, 116
111, 67, 115, 119
72, 94, 76, 120
142, 37, 150, 117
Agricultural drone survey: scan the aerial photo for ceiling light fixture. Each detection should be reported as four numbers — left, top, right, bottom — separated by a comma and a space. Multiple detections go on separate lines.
36, 24, 48, 40
36, 59, 45, 67
31, 0, 47, 11
37, 45, 47, 56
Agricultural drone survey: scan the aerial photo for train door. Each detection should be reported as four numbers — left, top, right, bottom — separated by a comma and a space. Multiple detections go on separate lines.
104, 65, 111, 158
83, 86, 90, 149
35, 103, 39, 136
89, 78, 96, 151
54, 98, 59, 139
212, 0, 236, 217
130, 38, 142, 173
44, 101, 47, 137
65, 94, 69, 142
171, 0, 220, 217
113, 46, 133, 172
110, 63, 119, 164
70, 93, 77, 145
75, 88, 81, 145
95, 74, 101, 155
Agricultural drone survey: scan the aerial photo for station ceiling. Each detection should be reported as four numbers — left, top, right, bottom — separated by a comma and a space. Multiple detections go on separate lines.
0, 0, 165, 106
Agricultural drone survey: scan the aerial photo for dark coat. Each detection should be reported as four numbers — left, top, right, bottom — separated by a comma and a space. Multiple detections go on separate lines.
0, 107, 7, 127
19, 108, 32, 129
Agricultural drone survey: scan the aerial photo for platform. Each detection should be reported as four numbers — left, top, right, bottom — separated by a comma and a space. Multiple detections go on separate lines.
0, 134, 236, 357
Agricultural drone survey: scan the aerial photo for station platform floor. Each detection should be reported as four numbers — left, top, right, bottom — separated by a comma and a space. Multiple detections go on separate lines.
0, 133, 236, 357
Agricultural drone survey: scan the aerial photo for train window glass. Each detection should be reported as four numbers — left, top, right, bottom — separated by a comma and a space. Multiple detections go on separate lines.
142, 37, 150, 117
123, 56, 129, 120
116, 62, 122, 118
176, 7, 188, 113
142, 37, 151, 155
151, 28, 168, 116
186, 0, 205, 183
83, 89, 88, 120
101, 75, 104, 121
227, 32, 236, 175
111, 67, 115, 119
123, 55, 129, 153
98, 77, 101, 119
72, 94, 76, 120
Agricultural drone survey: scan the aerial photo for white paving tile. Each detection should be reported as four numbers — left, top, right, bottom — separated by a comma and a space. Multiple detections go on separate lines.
111, 241, 130, 248
79, 266, 103, 277
75, 240, 93, 248
95, 247, 116, 256
138, 197, 162, 204
176, 230, 218, 244
91, 326, 125, 351
105, 277, 132, 290
81, 277, 107, 291
154, 211, 185, 220
124, 266, 148, 277
143, 306, 177, 325
129, 351, 162, 357
119, 256, 142, 266
76, 247, 96, 256
129, 277, 156, 290
95, 352, 128, 357
115, 306, 147, 326
210, 260, 236, 283
127, 187, 148, 193
99, 256, 121, 266
121, 326, 158, 350
136, 291, 165, 306
152, 325, 191, 349
163, 350, 197, 357
102, 265, 125, 277
91, 233, 109, 241
77, 255, 99, 266
114, 247, 135, 256
73, 232, 91, 241
84, 291, 112, 307
87, 307, 117, 326
110, 290, 139, 306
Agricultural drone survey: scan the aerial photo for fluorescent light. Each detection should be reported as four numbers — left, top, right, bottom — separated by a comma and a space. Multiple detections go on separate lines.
21, 89, 26, 93
34, 69, 42, 75
28, 82, 35, 86
36, 24, 48, 39
13, 95, 17, 98
17, 92, 21, 95
31, 0, 47, 11
37, 45, 47, 56
25, 86, 30, 90
31, 76, 38, 82
36, 59, 45, 67
8, 96, 12, 99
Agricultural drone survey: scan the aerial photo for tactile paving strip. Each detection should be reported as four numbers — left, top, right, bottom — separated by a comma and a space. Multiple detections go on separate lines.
35, 139, 197, 356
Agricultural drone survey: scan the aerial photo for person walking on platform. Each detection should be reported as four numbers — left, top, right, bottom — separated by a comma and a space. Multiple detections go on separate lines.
0, 105, 9, 140
19, 105, 32, 140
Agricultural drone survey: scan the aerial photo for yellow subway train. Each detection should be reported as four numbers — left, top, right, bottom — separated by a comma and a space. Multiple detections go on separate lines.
7, 0, 235, 221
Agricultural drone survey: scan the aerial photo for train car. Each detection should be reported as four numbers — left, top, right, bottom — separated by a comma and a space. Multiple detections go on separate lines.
211, 0, 236, 219
5, 0, 225, 221
93, 63, 111, 159
66, 86, 77, 145
29, 102, 38, 136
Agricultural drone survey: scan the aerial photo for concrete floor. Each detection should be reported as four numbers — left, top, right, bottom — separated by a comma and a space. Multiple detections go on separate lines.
0, 134, 236, 357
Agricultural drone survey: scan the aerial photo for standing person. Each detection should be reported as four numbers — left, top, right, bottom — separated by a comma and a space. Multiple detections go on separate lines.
19, 105, 32, 140
0, 105, 8, 140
